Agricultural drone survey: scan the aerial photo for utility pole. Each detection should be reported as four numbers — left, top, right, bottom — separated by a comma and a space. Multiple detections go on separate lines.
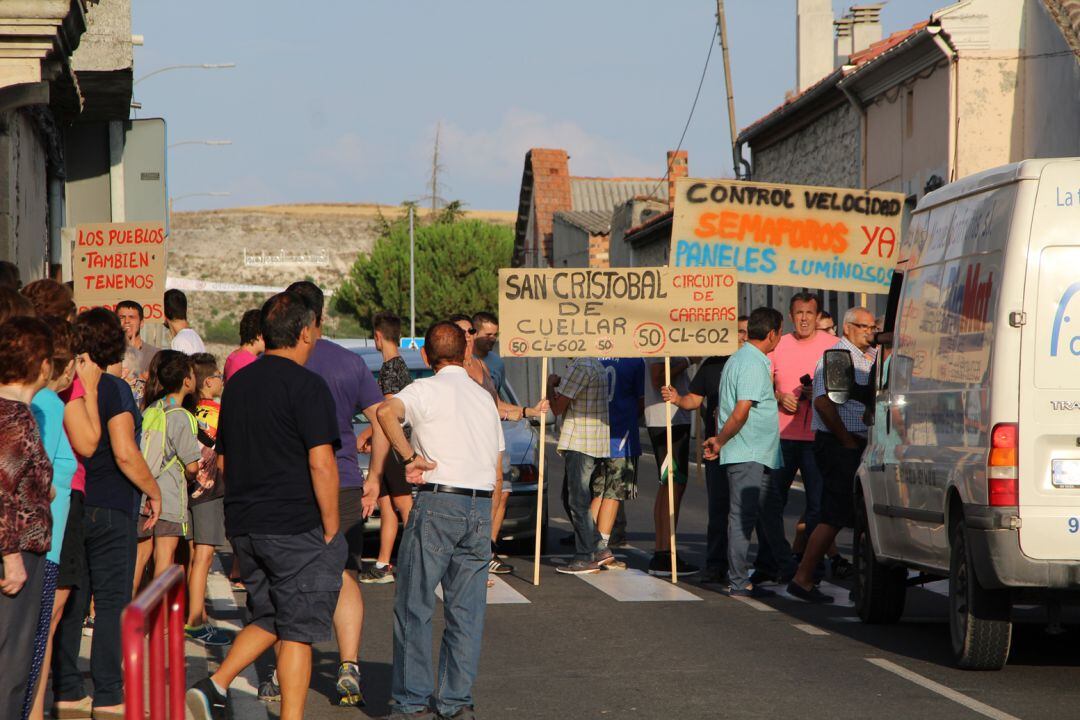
716, 0, 741, 178
429, 121, 444, 214
409, 205, 416, 344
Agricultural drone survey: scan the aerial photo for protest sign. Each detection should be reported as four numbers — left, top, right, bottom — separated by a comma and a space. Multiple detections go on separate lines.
670, 178, 905, 295
498, 267, 739, 358
74, 222, 167, 319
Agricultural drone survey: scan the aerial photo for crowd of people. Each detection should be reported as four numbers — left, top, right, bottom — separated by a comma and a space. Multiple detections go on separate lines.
0, 253, 878, 719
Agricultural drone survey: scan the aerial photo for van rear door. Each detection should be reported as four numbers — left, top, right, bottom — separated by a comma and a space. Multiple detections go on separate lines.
1019, 160, 1080, 560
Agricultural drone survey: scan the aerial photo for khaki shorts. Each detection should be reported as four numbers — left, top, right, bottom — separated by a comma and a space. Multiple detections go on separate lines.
591, 456, 638, 501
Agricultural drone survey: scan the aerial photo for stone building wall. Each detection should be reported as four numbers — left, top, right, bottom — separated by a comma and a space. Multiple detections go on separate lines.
750, 103, 860, 188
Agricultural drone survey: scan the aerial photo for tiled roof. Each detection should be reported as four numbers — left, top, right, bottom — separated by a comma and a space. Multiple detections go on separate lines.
570, 177, 664, 213
738, 21, 928, 142
553, 209, 612, 235
1043, 0, 1080, 55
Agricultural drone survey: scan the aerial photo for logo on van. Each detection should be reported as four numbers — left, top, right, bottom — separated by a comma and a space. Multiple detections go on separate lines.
1050, 282, 1080, 357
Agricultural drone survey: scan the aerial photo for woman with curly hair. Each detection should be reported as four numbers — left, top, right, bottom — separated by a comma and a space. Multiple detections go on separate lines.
0, 316, 55, 719
50, 308, 161, 720
20, 280, 76, 323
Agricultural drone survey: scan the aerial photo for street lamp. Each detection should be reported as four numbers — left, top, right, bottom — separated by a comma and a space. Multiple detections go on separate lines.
135, 63, 236, 85
168, 140, 233, 149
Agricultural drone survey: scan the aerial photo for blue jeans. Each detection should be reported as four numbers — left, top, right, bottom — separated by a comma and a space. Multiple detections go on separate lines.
391, 491, 492, 717
704, 460, 729, 573
563, 451, 601, 561
53, 505, 136, 708
755, 439, 822, 576
726, 462, 773, 591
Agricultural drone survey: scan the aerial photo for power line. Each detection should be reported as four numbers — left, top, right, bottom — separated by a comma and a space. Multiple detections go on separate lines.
647, 23, 719, 204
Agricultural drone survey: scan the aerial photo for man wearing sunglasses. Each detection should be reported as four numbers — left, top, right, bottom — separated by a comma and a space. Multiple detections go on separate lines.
787, 307, 877, 603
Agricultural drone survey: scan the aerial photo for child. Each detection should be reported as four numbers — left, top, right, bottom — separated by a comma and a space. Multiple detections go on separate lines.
184, 353, 230, 646
132, 351, 201, 597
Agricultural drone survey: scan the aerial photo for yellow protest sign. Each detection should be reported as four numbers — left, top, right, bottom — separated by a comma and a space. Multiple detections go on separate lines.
73, 222, 167, 320
670, 178, 905, 295
498, 267, 738, 358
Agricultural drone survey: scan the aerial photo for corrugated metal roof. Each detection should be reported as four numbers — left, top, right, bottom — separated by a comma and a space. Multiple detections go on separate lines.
553, 210, 612, 235
569, 178, 664, 213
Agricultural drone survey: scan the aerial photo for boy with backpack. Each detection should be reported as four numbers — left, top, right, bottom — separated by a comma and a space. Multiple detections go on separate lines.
134, 351, 202, 596
185, 353, 231, 646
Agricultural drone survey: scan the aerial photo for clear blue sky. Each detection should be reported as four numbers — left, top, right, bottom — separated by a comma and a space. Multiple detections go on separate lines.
133, 0, 946, 212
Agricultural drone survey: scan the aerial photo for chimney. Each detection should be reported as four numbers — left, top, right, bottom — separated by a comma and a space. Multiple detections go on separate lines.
667, 150, 688, 207
851, 3, 884, 54
834, 15, 854, 67
797, 0, 834, 91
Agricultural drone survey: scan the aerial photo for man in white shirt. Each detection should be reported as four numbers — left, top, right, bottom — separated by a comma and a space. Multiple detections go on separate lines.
376, 321, 503, 720
164, 289, 206, 354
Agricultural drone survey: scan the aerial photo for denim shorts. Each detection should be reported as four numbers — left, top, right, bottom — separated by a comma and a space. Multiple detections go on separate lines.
232, 527, 347, 643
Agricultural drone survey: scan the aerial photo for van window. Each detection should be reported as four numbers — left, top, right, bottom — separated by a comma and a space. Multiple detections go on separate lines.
1035, 245, 1080, 389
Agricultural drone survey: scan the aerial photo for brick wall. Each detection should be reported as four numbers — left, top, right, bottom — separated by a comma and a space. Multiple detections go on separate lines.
528, 149, 571, 266
587, 233, 610, 268
666, 150, 688, 206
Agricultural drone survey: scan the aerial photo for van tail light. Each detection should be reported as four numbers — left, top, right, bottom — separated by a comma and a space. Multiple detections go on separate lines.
988, 423, 1018, 506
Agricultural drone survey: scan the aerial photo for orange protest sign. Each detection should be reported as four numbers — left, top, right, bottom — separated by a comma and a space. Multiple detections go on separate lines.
498, 267, 739, 358
671, 178, 905, 295
73, 222, 167, 321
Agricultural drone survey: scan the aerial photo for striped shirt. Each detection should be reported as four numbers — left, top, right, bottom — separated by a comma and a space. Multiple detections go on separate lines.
811, 337, 877, 437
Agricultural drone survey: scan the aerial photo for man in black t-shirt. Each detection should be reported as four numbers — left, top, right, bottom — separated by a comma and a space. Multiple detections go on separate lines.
186, 292, 345, 720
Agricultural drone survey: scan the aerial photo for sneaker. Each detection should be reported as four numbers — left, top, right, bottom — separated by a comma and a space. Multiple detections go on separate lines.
360, 564, 396, 584
607, 534, 630, 549
830, 554, 854, 580
594, 548, 615, 566
82, 616, 94, 636
697, 566, 728, 584
185, 623, 232, 647
600, 558, 627, 571
727, 584, 776, 599
647, 553, 699, 577
488, 557, 513, 575
336, 661, 365, 707
555, 559, 601, 575
257, 673, 280, 702
439, 706, 477, 720
785, 581, 836, 604
185, 677, 229, 720
749, 570, 778, 586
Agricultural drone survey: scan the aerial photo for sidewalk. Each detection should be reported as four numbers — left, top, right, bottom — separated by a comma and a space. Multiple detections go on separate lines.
72, 555, 263, 720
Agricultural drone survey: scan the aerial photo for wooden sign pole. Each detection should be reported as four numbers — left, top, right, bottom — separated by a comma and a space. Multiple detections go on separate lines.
533, 356, 548, 586
665, 357, 678, 584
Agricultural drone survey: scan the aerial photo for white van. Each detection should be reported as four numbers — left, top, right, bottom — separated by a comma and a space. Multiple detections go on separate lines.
832, 158, 1080, 670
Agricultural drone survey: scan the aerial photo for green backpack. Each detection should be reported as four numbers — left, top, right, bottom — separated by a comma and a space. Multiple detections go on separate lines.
142, 402, 198, 478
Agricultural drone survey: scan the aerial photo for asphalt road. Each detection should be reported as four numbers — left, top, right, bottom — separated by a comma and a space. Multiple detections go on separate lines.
203, 441, 1080, 720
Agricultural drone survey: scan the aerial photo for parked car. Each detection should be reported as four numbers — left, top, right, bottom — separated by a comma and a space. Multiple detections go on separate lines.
829, 158, 1080, 670
334, 342, 549, 554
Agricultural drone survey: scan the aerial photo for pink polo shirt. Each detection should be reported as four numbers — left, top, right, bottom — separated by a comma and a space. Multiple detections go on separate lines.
224, 348, 258, 383
770, 331, 839, 441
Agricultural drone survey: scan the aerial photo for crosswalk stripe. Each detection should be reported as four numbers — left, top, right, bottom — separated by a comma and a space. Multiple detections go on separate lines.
575, 568, 703, 602
435, 575, 531, 604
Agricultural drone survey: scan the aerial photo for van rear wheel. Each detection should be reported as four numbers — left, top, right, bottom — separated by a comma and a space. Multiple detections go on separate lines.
949, 521, 1011, 670
853, 495, 906, 623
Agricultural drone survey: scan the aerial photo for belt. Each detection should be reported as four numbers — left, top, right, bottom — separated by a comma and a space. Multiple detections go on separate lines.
417, 483, 493, 499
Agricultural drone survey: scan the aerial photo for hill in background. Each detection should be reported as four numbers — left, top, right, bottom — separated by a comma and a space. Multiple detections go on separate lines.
167, 204, 516, 355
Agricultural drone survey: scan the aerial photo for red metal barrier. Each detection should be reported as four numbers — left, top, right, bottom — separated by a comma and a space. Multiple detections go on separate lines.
121, 564, 187, 720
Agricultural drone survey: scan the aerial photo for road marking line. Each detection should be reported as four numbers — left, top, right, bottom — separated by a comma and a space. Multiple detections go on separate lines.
208, 556, 268, 720
435, 575, 531, 604
577, 568, 703, 602
729, 595, 776, 612
792, 623, 828, 635
866, 658, 1021, 720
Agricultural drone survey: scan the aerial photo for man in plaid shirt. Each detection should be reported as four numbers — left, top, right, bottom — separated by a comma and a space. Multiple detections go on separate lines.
788, 307, 878, 603
548, 357, 613, 575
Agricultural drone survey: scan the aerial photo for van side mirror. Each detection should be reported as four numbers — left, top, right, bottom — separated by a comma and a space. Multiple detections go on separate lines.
824, 349, 855, 405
